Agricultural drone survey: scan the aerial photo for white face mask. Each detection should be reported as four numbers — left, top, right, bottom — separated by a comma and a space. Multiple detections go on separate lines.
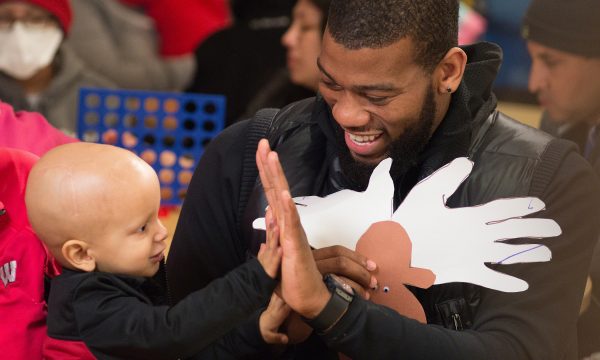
0, 22, 63, 80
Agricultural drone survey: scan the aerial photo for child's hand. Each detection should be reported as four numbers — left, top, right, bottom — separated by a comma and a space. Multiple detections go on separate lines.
259, 292, 291, 344
257, 207, 282, 279
280, 312, 313, 344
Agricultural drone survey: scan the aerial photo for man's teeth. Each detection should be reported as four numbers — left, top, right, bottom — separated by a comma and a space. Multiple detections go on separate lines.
349, 133, 379, 144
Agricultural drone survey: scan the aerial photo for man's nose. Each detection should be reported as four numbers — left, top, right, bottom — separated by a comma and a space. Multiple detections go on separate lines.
331, 93, 370, 129
528, 62, 547, 95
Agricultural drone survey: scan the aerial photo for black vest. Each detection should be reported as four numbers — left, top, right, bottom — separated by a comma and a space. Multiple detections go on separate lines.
242, 97, 575, 330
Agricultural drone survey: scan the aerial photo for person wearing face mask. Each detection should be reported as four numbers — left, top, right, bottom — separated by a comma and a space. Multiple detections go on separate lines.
0, 0, 114, 136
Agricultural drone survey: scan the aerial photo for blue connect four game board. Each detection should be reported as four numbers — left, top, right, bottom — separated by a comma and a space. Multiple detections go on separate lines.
77, 87, 226, 205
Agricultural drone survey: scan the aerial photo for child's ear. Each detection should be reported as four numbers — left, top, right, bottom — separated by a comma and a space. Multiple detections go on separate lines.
62, 240, 96, 272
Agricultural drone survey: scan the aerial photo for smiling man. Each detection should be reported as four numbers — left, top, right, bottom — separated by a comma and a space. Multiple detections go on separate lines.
169, 0, 600, 358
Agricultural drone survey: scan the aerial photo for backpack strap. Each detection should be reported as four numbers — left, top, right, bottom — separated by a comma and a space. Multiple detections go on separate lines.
237, 108, 280, 231
530, 138, 578, 198
470, 111, 577, 198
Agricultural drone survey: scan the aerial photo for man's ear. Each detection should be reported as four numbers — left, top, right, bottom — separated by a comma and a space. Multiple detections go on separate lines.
62, 240, 96, 272
433, 47, 467, 95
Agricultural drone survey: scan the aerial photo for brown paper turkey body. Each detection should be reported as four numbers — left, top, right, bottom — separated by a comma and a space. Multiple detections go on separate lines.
356, 221, 435, 323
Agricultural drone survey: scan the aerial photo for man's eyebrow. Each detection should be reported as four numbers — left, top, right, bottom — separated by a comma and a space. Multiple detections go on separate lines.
537, 52, 557, 63
353, 83, 399, 92
293, 8, 304, 20
317, 58, 335, 81
317, 57, 399, 93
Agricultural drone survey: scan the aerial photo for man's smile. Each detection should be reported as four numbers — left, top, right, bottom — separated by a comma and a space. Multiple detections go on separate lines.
344, 130, 387, 160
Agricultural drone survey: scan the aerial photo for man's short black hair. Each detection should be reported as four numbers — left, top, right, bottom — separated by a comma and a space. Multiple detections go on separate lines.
327, 0, 459, 70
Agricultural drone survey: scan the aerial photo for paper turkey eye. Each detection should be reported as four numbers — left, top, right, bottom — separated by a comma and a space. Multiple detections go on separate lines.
383, 286, 390, 293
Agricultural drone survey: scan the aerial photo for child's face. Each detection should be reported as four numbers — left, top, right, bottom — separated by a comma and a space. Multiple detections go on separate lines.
26, 142, 170, 276
88, 171, 168, 278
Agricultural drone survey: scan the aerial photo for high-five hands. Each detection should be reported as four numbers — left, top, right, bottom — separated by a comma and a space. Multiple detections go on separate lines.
253, 156, 381, 298
256, 139, 331, 319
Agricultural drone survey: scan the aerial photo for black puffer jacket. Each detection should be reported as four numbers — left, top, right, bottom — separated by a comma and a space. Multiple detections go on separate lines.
47, 260, 275, 359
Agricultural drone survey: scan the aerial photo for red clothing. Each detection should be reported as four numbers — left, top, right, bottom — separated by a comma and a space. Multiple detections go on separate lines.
43, 337, 95, 360
0, 148, 62, 360
119, 0, 231, 56
0, 101, 77, 157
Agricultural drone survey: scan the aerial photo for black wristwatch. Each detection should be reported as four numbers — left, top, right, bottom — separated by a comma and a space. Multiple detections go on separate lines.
303, 274, 354, 333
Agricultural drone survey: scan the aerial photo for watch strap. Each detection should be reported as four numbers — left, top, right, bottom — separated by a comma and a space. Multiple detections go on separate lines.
303, 286, 352, 333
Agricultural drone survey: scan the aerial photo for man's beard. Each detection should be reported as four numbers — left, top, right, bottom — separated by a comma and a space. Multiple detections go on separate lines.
336, 86, 437, 190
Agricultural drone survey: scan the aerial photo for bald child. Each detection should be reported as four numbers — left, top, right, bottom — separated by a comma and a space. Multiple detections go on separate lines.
26, 143, 288, 360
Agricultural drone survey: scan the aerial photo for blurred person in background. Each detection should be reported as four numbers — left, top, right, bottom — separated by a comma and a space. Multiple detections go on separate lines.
242, 0, 331, 119
119, 0, 231, 58
187, 0, 295, 126
0, 99, 76, 156
0, 0, 113, 136
0, 97, 76, 360
523, 0, 600, 358
0, 147, 60, 360
0, 100, 76, 360
67, 0, 229, 91
281, 0, 329, 92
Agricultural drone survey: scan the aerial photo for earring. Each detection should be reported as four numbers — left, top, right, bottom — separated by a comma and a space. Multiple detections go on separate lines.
446, 87, 452, 93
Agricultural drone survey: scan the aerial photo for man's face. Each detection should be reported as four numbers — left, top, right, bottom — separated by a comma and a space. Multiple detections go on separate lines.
527, 40, 600, 124
318, 32, 441, 187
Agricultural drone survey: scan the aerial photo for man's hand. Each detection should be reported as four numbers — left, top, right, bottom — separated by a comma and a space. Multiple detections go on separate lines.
256, 139, 331, 319
313, 245, 377, 299
279, 312, 314, 344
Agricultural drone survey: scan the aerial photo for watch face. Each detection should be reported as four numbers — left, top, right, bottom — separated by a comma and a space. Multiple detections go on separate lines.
334, 287, 354, 302
326, 274, 355, 297
304, 273, 354, 333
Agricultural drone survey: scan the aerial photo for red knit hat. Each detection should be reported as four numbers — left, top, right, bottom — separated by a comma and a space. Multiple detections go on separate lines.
0, 0, 72, 34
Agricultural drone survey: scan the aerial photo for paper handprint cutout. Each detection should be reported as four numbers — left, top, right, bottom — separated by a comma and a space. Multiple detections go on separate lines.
253, 157, 562, 292
392, 158, 561, 292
